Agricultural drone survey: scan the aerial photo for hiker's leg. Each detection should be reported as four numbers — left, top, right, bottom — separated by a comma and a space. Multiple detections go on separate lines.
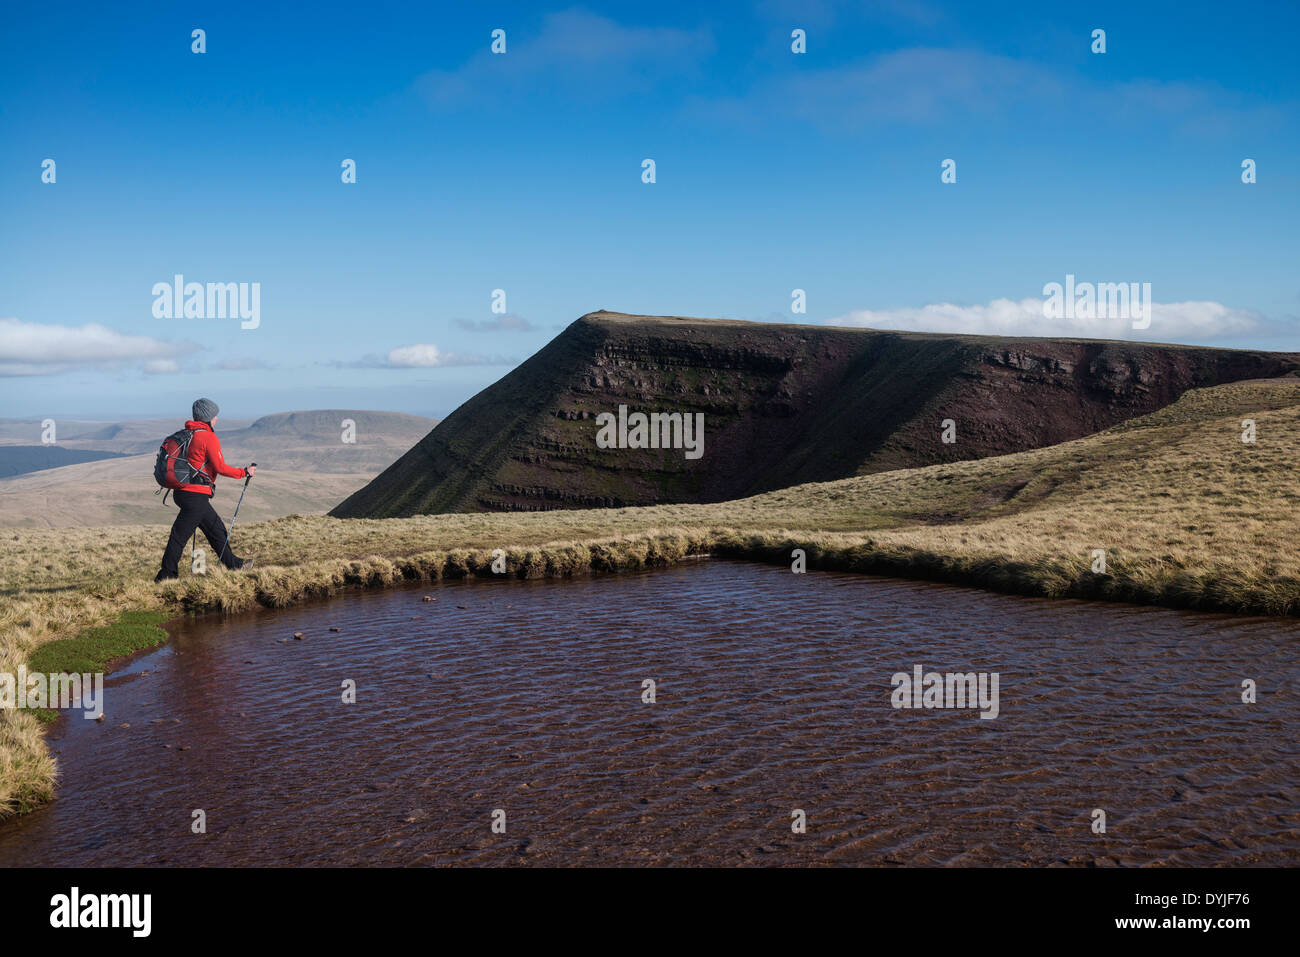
195, 495, 240, 567
158, 491, 205, 578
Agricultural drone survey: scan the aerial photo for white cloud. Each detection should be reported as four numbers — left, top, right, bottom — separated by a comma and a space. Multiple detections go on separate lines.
329, 344, 515, 369
0, 317, 197, 377
828, 297, 1261, 341
143, 359, 181, 375
387, 343, 445, 368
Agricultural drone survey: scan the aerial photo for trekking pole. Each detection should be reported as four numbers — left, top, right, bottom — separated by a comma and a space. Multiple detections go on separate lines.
218, 463, 256, 566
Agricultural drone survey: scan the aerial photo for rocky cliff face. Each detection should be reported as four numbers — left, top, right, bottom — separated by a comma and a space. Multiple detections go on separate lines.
330, 311, 1300, 518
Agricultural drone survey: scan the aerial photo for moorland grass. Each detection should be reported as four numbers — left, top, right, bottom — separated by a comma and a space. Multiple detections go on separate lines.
3, 377, 1300, 818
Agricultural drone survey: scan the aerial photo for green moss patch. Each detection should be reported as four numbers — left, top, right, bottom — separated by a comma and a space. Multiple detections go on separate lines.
25, 609, 169, 724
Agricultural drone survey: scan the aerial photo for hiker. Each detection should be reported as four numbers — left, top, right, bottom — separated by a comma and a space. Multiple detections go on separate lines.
154, 398, 257, 582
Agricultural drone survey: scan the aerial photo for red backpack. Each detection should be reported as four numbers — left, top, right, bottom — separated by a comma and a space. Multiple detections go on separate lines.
154, 428, 212, 494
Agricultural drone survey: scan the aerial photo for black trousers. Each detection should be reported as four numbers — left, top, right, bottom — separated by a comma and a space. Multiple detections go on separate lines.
159, 489, 241, 576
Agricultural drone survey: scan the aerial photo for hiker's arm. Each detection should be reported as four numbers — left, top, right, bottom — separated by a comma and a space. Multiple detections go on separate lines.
206, 438, 247, 480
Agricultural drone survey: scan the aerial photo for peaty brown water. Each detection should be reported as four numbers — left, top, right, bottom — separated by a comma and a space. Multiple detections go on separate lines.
2, 559, 1297, 866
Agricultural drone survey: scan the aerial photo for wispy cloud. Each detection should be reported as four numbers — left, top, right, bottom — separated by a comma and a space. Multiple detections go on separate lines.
454, 313, 536, 332
1103, 77, 1286, 135
417, 9, 713, 108
693, 45, 1284, 134
696, 48, 1058, 130
212, 356, 275, 371
757, 0, 947, 28
828, 298, 1262, 341
0, 318, 197, 377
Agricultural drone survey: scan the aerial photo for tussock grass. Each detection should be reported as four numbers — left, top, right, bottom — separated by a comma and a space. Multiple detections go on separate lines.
3, 377, 1300, 818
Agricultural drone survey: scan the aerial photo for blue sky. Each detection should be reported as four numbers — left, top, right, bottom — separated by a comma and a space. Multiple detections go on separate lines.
2, 0, 1297, 419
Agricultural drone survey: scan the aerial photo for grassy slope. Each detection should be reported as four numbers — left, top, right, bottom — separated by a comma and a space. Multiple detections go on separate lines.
3, 377, 1299, 817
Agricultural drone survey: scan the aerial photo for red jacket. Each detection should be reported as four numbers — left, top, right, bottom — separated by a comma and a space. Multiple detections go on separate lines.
179, 420, 245, 494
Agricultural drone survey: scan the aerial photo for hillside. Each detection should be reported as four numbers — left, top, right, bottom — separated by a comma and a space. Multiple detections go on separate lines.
0, 410, 438, 527
332, 311, 1300, 518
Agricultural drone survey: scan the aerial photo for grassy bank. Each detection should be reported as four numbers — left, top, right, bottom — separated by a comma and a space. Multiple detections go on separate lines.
4, 377, 1300, 819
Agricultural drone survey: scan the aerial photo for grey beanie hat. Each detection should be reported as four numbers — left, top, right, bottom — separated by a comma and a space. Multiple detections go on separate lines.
192, 397, 219, 422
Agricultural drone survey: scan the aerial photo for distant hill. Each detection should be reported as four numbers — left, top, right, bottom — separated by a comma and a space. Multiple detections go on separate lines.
0, 446, 130, 479
0, 418, 255, 452
217, 410, 440, 473
0, 410, 439, 527
331, 310, 1300, 518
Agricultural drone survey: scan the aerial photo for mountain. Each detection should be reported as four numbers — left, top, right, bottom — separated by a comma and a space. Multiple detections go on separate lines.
331, 311, 1300, 518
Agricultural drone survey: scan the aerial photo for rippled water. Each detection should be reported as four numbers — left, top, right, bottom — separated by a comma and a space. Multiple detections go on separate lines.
3, 559, 1297, 866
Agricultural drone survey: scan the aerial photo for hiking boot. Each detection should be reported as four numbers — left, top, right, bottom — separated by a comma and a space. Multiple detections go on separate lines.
154, 570, 178, 583
233, 558, 255, 571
